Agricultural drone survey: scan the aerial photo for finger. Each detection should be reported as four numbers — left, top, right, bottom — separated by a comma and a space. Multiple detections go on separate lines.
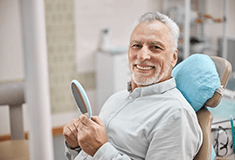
76, 125, 83, 145
91, 116, 104, 126
63, 121, 78, 140
71, 119, 79, 132
77, 118, 88, 131
84, 112, 88, 117
79, 114, 93, 126
63, 127, 78, 146
67, 126, 78, 141
63, 124, 73, 137
64, 134, 75, 144
63, 125, 77, 142
73, 118, 80, 128
64, 135, 79, 148
68, 120, 79, 137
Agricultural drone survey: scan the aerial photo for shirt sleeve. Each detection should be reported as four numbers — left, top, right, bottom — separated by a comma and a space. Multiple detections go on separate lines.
64, 141, 81, 160
145, 108, 203, 160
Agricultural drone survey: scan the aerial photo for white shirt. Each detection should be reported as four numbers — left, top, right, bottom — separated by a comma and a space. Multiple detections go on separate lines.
65, 78, 203, 160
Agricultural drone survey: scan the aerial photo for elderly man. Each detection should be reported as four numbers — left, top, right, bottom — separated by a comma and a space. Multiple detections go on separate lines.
63, 11, 202, 160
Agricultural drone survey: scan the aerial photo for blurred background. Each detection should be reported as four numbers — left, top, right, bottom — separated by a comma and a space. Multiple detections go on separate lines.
0, 0, 234, 159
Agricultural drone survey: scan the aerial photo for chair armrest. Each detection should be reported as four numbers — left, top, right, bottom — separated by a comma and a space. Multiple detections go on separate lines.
0, 83, 25, 106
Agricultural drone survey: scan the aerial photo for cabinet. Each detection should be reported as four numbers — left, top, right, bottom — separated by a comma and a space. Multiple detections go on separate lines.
95, 51, 130, 114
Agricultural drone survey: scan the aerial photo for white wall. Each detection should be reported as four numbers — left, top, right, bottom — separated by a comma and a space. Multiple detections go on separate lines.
74, 0, 163, 73
0, 0, 24, 135
0, 0, 24, 81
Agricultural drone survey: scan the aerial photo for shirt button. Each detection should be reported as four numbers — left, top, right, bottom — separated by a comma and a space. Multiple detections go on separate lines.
129, 96, 133, 100
110, 113, 114, 117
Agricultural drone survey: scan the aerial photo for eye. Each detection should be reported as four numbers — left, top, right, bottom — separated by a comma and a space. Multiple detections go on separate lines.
154, 46, 161, 49
155, 46, 159, 49
132, 44, 142, 48
151, 45, 162, 52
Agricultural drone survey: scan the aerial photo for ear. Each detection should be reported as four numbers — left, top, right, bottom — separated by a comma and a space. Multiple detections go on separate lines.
171, 49, 178, 68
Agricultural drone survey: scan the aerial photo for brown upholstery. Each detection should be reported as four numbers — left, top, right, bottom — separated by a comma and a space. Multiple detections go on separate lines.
194, 108, 213, 160
194, 56, 232, 160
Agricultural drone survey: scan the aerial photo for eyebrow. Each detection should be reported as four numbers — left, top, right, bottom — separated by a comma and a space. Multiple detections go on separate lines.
130, 40, 166, 49
131, 40, 142, 44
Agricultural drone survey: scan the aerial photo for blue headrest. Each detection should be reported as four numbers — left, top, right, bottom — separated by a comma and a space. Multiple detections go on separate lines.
172, 54, 220, 112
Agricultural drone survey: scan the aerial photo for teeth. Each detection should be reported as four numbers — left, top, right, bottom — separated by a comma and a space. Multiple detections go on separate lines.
136, 65, 153, 70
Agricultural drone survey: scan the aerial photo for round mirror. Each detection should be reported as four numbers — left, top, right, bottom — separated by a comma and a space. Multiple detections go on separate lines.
71, 80, 92, 118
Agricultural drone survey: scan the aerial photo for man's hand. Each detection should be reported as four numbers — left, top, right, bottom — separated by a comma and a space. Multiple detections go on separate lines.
63, 118, 80, 149
76, 115, 108, 157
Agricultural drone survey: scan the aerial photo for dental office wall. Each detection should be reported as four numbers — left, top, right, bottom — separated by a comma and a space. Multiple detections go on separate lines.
0, 0, 234, 135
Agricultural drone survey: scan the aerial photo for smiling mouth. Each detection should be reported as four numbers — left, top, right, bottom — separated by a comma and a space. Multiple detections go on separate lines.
135, 64, 155, 70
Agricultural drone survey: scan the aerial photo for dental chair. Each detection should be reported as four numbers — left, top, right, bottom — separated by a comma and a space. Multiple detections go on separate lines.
194, 56, 232, 160
172, 54, 232, 160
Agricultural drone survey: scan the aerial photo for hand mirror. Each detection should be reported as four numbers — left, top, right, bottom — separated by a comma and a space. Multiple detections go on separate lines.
71, 80, 92, 118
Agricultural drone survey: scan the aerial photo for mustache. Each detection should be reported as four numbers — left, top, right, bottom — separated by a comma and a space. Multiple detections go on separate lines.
134, 60, 155, 66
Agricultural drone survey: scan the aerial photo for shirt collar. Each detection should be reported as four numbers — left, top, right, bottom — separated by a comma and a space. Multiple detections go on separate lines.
127, 77, 176, 97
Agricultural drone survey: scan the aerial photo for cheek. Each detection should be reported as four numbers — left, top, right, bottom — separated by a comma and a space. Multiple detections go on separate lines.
128, 62, 132, 71
152, 56, 163, 67
161, 60, 172, 74
128, 54, 134, 70
152, 57, 169, 72
128, 52, 136, 64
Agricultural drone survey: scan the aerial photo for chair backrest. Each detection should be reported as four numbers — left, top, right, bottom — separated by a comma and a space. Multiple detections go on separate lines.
194, 56, 232, 160
205, 56, 232, 107
0, 82, 25, 140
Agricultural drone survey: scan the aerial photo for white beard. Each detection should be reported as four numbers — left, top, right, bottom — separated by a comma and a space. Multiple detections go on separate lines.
131, 64, 171, 86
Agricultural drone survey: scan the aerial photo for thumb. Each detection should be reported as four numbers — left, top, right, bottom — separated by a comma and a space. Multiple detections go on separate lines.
91, 116, 103, 126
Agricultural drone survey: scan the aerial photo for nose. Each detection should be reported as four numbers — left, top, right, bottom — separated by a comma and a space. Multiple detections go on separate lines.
137, 46, 151, 61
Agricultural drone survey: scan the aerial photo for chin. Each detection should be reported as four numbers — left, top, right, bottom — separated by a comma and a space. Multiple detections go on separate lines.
131, 73, 160, 86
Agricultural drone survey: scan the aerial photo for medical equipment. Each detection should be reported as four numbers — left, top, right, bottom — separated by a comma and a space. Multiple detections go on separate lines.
230, 115, 235, 154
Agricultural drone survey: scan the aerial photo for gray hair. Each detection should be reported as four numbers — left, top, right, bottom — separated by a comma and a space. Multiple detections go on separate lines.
134, 12, 180, 49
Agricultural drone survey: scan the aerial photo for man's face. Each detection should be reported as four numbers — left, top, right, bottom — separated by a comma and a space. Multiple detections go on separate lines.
128, 20, 177, 86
